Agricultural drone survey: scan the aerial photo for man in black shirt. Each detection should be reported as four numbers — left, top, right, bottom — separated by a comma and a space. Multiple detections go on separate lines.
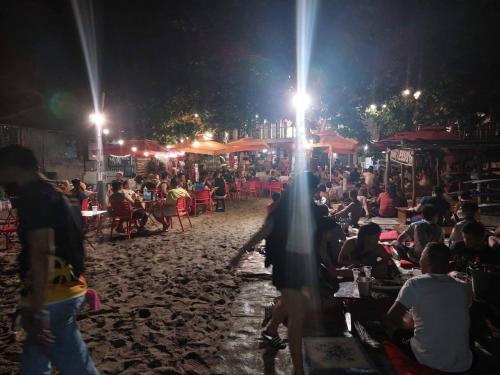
0, 145, 98, 374
412, 186, 451, 225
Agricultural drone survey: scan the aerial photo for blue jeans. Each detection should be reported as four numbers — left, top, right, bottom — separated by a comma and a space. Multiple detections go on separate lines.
21, 295, 99, 375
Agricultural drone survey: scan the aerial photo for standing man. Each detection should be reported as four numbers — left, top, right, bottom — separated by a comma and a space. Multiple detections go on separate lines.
0, 145, 98, 375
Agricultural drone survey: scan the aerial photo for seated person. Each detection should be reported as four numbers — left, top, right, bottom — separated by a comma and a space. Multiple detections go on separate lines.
449, 201, 479, 246
143, 174, 158, 190
489, 227, 500, 249
386, 243, 472, 373
164, 177, 191, 217
157, 172, 170, 197
396, 205, 444, 263
109, 181, 148, 231
317, 184, 330, 206
316, 216, 346, 273
213, 172, 226, 212
377, 184, 399, 218
411, 186, 451, 226
332, 189, 363, 228
122, 179, 137, 201
338, 223, 392, 279
70, 178, 90, 206
267, 192, 280, 214
451, 221, 500, 272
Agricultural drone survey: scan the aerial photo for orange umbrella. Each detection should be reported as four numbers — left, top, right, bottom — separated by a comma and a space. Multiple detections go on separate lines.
224, 137, 271, 152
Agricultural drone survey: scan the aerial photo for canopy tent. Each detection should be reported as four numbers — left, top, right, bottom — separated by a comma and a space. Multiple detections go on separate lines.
90, 139, 169, 157
168, 139, 227, 155
377, 127, 460, 147
224, 137, 271, 152
310, 130, 359, 152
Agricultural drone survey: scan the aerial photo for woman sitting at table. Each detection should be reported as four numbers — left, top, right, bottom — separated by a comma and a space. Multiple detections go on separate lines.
122, 179, 137, 201
332, 189, 363, 228
376, 184, 399, 218
109, 181, 148, 232
338, 222, 392, 279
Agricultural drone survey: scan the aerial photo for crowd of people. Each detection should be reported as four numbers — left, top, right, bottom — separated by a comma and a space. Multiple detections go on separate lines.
231, 168, 500, 375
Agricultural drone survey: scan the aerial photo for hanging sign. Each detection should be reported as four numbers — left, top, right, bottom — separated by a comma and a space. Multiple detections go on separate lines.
390, 148, 414, 166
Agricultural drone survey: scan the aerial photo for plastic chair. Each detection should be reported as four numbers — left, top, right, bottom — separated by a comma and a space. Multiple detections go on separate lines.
244, 180, 258, 199
269, 181, 282, 197
167, 197, 192, 232
193, 190, 212, 216
0, 212, 18, 249
109, 200, 136, 240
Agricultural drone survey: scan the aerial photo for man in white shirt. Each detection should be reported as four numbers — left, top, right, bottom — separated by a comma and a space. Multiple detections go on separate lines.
396, 204, 444, 262
450, 201, 479, 246
386, 243, 472, 373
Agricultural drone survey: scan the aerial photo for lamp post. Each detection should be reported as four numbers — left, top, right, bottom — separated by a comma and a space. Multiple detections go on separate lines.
89, 111, 106, 203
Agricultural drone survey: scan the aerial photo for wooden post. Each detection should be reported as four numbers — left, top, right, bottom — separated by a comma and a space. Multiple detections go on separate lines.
329, 146, 332, 182
412, 155, 417, 207
384, 149, 390, 191
401, 164, 405, 193
435, 156, 440, 186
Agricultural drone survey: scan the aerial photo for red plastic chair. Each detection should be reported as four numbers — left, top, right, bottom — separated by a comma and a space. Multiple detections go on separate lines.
269, 181, 282, 197
110, 200, 136, 240
81, 197, 90, 211
167, 197, 192, 232
245, 180, 258, 199
0, 211, 18, 249
193, 190, 212, 216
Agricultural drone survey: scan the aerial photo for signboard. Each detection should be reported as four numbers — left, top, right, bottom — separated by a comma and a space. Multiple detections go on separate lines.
390, 148, 414, 166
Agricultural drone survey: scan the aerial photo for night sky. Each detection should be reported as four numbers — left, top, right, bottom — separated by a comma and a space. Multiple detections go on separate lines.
1, 0, 500, 136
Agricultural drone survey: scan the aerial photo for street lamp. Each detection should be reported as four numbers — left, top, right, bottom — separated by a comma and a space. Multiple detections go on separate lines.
413, 90, 422, 100
292, 92, 311, 110
143, 151, 149, 157
402, 89, 411, 97
118, 139, 124, 146
102, 128, 110, 135
131, 146, 137, 153
194, 113, 199, 118
369, 104, 377, 111
89, 112, 105, 127
89, 111, 106, 202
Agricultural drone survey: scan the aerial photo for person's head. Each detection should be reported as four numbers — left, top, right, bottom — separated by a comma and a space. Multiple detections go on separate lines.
368, 166, 374, 173
271, 192, 280, 203
170, 177, 179, 188
461, 201, 478, 219
71, 178, 81, 190
325, 181, 332, 189
134, 175, 143, 185
0, 145, 39, 187
318, 184, 326, 193
111, 180, 123, 193
160, 171, 169, 180
115, 172, 124, 180
432, 185, 444, 197
357, 223, 382, 251
349, 189, 358, 201
147, 173, 155, 181
422, 204, 439, 222
317, 216, 339, 242
462, 221, 485, 250
123, 179, 130, 189
420, 242, 450, 274
387, 184, 397, 198
359, 187, 368, 197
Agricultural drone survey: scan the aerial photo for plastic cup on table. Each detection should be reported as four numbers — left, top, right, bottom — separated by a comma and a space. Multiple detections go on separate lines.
363, 266, 372, 279
92, 205, 98, 214
352, 268, 360, 282
357, 276, 374, 298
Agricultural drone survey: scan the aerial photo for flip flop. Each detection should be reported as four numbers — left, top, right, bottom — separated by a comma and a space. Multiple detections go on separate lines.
261, 331, 286, 350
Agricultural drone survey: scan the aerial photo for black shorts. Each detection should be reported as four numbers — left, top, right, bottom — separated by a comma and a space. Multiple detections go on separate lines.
272, 252, 315, 290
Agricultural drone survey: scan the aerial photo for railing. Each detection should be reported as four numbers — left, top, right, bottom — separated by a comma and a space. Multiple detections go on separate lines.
457, 122, 500, 143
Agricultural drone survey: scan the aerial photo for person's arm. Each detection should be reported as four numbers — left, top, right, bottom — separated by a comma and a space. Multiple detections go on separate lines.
334, 202, 354, 218
397, 224, 413, 243
386, 301, 414, 331
230, 217, 274, 268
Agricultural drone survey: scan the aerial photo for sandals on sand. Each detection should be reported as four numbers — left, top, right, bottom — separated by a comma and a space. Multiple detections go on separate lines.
261, 331, 286, 349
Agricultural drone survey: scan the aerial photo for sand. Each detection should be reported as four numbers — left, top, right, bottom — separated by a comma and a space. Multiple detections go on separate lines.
0, 198, 268, 375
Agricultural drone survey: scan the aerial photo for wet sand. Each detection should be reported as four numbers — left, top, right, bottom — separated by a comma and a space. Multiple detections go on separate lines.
0, 198, 268, 375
